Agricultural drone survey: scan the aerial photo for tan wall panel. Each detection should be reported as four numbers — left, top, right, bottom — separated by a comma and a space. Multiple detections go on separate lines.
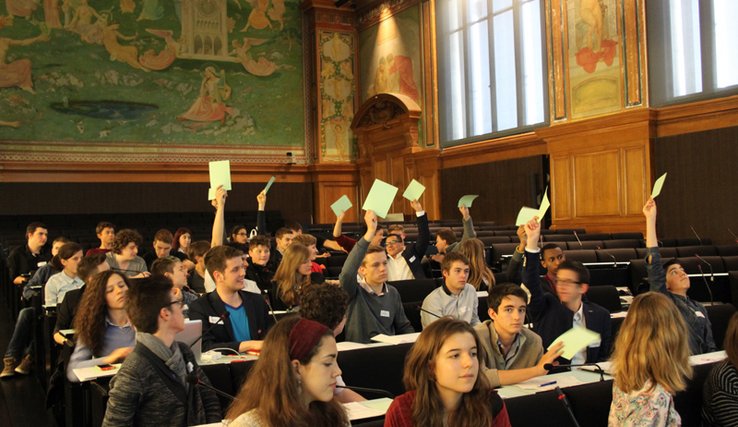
573, 151, 620, 216
623, 146, 647, 215
551, 156, 573, 220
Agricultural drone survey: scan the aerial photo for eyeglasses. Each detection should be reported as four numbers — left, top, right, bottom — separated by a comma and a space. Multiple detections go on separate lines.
164, 299, 185, 309
236, 232, 248, 236
555, 278, 581, 286
385, 239, 402, 246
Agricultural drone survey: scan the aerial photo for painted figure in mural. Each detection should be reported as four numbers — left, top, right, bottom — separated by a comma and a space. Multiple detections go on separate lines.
386, 53, 419, 102
67, 1, 105, 44
120, 0, 135, 14
231, 38, 278, 77
5, 0, 37, 18
137, 0, 163, 21
267, 0, 285, 30
178, 66, 234, 124
139, 29, 180, 71
61, 0, 83, 27
101, 19, 150, 71
0, 26, 50, 93
575, 0, 616, 73
242, 0, 271, 31
372, 57, 390, 94
44, 0, 62, 28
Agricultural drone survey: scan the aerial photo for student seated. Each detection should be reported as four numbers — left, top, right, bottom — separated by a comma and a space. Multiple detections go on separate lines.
385, 200, 430, 281
421, 252, 480, 328
271, 242, 315, 311
143, 229, 186, 269
339, 210, 414, 343
300, 283, 366, 403
267, 226, 295, 271
474, 283, 563, 388
102, 277, 221, 426
430, 204, 476, 264
225, 317, 348, 426
227, 224, 250, 252
702, 312, 738, 426
7, 221, 50, 287
24, 236, 69, 300
67, 271, 134, 382
523, 218, 612, 364
105, 229, 149, 278
332, 209, 385, 252
384, 318, 511, 427
186, 240, 211, 294
456, 238, 495, 290
643, 197, 716, 354
188, 245, 270, 353
44, 242, 85, 306
609, 292, 692, 426
150, 256, 199, 316
172, 227, 192, 259
245, 235, 274, 292
85, 221, 115, 256
293, 233, 328, 276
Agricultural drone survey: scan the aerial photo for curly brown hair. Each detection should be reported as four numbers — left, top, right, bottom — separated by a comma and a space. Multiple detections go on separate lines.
112, 229, 143, 254
74, 270, 131, 357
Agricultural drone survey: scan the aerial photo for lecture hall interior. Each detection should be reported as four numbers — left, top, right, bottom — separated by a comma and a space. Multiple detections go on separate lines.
1, 0, 738, 426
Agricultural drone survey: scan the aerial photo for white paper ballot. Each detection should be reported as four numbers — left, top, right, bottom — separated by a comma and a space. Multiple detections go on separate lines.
651, 172, 667, 198
549, 326, 601, 360
538, 187, 550, 219
516, 207, 539, 226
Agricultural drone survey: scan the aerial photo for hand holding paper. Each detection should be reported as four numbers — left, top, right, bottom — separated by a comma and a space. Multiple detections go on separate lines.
458, 194, 479, 208
331, 195, 353, 217
209, 160, 232, 191
402, 179, 426, 201
362, 179, 398, 219
651, 173, 667, 198
549, 327, 601, 360
263, 176, 276, 194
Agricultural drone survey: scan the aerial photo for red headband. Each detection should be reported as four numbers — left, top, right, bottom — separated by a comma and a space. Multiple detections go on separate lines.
288, 318, 330, 361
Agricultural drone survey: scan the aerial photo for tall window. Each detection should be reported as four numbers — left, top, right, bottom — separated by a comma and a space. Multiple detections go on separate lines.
436, 0, 547, 146
648, 0, 738, 105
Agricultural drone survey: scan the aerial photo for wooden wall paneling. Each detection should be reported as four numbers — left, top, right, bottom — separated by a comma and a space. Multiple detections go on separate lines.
654, 95, 738, 138
551, 155, 573, 220
623, 145, 647, 215
310, 164, 359, 224
546, 0, 567, 121
420, 0, 439, 147
404, 150, 441, 219
622, 0, 647, 107
573, 150, 620, 216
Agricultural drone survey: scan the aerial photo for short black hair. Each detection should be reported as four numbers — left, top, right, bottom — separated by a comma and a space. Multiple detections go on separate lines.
540, 243, 562, 258
300, 284, 349, 330
557, 260, 590, 285
25, 222, 47, 236
487, 283, 528, 311
441, 251, 469, 272
126, 277, 173, 334
78, 253, 107, 283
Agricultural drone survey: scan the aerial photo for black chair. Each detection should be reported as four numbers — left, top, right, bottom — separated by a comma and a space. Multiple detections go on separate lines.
628, 259, 649, 294
563, 249, 597, 264
602, 239, 643, 249
569, 240, 603, 250
585, 286, 622, 313
389, 278, 441, 304
580, 233, 611, 241
706, 303, 738, 350
677, 238, 712, 246
543, 234, 576, 242
600, 248, 637, 262
676, 245, 718, 257
611, 232, 643, 240
336, 343, 413, 397
722, 255, 738, 272
716, 244, 738, 257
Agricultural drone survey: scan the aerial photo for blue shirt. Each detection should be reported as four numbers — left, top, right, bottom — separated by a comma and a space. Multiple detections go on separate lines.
225, 303, 251, 342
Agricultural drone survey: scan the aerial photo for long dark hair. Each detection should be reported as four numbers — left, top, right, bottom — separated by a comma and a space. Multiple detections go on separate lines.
226, 316, 348, 426
50, 242, 83, 271
172, 227, 192, 252
403, 318, 496, 427
74, 270, 130, 356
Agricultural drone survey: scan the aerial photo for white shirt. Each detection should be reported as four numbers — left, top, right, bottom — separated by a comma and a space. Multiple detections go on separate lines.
570, 302, 587, 365
386, 252, 413, 282
44, 271, 84, 306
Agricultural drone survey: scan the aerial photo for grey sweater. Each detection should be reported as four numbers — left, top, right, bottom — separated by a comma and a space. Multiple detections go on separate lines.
339, 238, 414, 343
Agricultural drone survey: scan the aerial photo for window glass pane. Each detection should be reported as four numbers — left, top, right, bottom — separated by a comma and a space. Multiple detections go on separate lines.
448, 31, 466, 141
493, 0, 513, 14
469, 21, 492, 135
446, 0, 462, 32
467, 0, 488, 22
669, 0, 702, 96
521, 0, 544, 125
713, 0, 738, 88
494, 10, 517, 131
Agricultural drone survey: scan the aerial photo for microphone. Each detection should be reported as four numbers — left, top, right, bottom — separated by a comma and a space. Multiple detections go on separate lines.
543, 362, 606, 382
336, 385, 394, 399
417, 305, 441, 319
599, 251, 617, 268
728, 228, 738, 243
187, 371, 239, 401
696, 264, 715, 307
690, 225, 703, 245
555, 387, 581, 427
189, 312, 229, 350
694, 254, 715, 283
572, 231, 583, 249
261, 289, 279, 324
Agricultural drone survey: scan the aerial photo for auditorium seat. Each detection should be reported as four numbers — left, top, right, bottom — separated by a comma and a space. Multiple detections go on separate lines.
600, 248, 637, 262
337, 343, 413, 397
716, 244, 738, 256
628, 259, 648, 294
676, 245, 718, 257
677, 237, 711, 246
490, 243, 520, 266
479, 236, 512, 245
722, 256, 738, 272
388, 278, 441, 304
543, 234, 576, 242
585, 286, 622, 313
635, 246, 678, 259
562, 249, 597, 264
602, 239, 643, 249
580, 233, 610, 241
568, 240, 603, 250
611, 232, 643, 240
706, 303, 737, 350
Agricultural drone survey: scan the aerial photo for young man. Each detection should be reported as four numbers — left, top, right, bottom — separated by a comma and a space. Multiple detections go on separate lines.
332, 209, 385, 252
150, 256, 199, 315
188, 245, 270, 353
524, 218, 611, 365
85, 221, 115, 256
143, 229, 186, 269
339, 210, 414, 343
267, 227, 294, 271
7, 222, 50, 287
102, 277, 221, 426
643, 197, 716, 354
474, 283, 564, 387
539, 243, 566, 296
105, 229, 149, 278
420, 252, 480, 328
24, 236, 70, 300
430, 205, 476, 263
245, 235, 273, 292
384, 199, 431, 281
299, 283, 365, 403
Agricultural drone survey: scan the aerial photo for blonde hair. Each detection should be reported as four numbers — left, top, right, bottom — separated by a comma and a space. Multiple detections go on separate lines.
610, 292, 692, 394
456, 239, 494, 290
273, 243, 311, 307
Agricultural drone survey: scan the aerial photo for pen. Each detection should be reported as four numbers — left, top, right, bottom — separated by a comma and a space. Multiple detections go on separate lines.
539, 380, 557, 387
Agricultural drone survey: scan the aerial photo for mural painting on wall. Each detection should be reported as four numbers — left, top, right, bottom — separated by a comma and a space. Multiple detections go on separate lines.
0, 0, 304, 146
319, 31, 354, 162
359, 5, 420, 107
567, 0, 622, 118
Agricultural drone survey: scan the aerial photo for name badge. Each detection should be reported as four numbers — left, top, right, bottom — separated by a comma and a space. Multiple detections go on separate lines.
695, 311, 705, 318
208, 316, 222, 324
37, 261, 47, 267
408, 256, 416, 263
380, 310, 390, 318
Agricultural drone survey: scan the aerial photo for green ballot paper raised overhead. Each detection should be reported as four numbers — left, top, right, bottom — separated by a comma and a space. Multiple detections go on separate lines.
362, 179, 398, 219
457, 194, 479, 208
209, 160, 232, 191
330, 195, 353, 217
402, 179, 426, 201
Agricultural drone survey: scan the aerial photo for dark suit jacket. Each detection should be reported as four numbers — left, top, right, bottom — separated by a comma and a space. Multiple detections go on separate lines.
54, 285, 85, 333
400, 213, 431, 279
188, 289, 272, 352
524, 250, 612, 363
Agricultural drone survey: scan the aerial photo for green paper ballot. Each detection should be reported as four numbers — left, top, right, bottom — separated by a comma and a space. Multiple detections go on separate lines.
209, 160, 232, 191
362, 179, 398, 218
330, 195, 353, 216
538, 187, 550, 219
515, 206, 539, 226
651, 172, 667, 198
207, 188, 216, 201
549, 327, 601, 360
457, 194, 479, 208
402, 179, 426, 201
263, 176, 276, 194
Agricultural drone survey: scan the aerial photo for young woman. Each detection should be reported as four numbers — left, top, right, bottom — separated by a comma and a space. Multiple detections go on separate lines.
385, 318, 511, 427
187, 240, 211, 294
44, 242, 85, 306
702, 312, 738, 425
608, 292, 692, 426
67, 270, 135, 382
271, 243, 314, 310
456, 238, 495, 290
172, 227, 192, 256
225, 317, 348, 427
228, 224, 250, 252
